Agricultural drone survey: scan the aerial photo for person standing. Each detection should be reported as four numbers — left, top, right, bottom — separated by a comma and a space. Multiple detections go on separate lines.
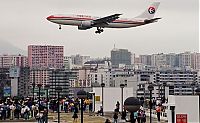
115, 101, 120, 113
1, 103, 7, 120
9, 103, 15, 120
113, 112, 118, 123
156, 105, 161, 122
130, 111, 137, 123
137, 110, 141, 123
141, 110, 146, 123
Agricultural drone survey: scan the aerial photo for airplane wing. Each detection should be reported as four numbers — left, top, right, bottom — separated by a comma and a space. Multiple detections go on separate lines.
92, 14, 122, 26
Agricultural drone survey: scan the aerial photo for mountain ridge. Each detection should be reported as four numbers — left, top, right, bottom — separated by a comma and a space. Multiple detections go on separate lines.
0, 40, 27, 55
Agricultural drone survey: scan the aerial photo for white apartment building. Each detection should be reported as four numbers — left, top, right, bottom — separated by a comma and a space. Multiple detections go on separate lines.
64, 56, 73, 70
138, 52, 200, 70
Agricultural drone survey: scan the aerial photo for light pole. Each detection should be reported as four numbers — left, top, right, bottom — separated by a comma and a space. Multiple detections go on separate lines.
195, 88, 200, 122
37, 84, 42, 112
148, 84, 154, 123
77, 90, 87, 123
170, 106, 175, 123
44, 84, 50, 123
101, 83, 105, 116
120, 84, 125, 113
55, 87, 62, 123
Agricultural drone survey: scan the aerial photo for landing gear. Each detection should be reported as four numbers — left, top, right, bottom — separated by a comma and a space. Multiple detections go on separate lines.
59, 25, 61, 30
95, 27, 104, 34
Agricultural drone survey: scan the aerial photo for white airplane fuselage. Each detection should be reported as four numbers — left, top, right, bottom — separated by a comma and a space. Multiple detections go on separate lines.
47, 14, 146, 28
47, 2, 160, 33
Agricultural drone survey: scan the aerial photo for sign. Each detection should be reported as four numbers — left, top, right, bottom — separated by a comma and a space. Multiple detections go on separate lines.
176, 114, 187, 123
9, 67, 20, 77
4, 87, 11, 97
95, 96, 100, 102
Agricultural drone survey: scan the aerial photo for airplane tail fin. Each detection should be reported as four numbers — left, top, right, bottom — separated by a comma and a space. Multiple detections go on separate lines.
135, 2, 160, 19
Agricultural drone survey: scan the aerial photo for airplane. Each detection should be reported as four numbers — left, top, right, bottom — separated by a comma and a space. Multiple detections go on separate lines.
46, 2, 161, 34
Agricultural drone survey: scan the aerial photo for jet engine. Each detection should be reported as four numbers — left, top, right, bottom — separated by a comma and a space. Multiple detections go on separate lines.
78, 21, 93, 30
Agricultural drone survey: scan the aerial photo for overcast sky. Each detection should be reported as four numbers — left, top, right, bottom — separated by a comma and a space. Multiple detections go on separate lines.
0, 0, 199, 57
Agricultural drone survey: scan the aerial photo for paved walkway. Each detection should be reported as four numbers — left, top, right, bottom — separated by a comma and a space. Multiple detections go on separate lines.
0, 112, 168, 123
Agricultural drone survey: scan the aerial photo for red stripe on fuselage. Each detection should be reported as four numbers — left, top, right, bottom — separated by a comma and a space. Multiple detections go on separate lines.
47, 16, 143, 23
48, 16, 93, 20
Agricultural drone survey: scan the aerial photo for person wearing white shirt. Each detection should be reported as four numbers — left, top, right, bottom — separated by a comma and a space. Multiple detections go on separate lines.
9, 104, 15, 120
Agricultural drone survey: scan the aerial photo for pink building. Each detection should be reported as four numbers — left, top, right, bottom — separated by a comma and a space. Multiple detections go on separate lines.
0, 54, 28, 68
28, 45, 64, 69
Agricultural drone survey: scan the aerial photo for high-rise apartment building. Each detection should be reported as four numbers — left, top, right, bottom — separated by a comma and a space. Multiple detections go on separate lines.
0, 54, 28, 68
17, 67, 30, 97
111, 48, 132, 68
71, 54, 90, 66
49, 69, 77, 98
28, 45, 64, 69
139, 55, 152, 66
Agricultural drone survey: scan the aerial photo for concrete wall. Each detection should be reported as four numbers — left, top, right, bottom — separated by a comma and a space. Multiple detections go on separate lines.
167, 95, 199, 123
93, 87, 136, 112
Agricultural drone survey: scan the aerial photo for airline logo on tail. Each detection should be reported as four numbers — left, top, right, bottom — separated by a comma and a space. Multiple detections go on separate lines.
148, 7, 156, 14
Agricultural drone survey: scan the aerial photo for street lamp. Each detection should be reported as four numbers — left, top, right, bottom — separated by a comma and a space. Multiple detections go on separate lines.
77, 90, 87, 123
120, 84, 125, 114
101, 83, 105, 116
170, 106, 175, 123
148, 84, 154, 123
55, 87, 62, 123
124, 97, 140, 123
195, 88, 200, 122
37, 84, 42, 112
44, 84, 50, 123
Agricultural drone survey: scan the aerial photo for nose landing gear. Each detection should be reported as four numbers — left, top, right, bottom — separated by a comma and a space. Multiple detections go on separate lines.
95, 27, 104, 34
59, 25, 61, 30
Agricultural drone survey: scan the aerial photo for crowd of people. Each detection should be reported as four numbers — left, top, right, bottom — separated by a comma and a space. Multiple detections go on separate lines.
0, 97, 48, 122
109, 101, 146, 123
0, 96, 164, 123
0, 96, 93, 123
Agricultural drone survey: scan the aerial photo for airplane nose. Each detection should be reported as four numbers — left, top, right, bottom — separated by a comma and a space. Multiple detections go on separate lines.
46, 16, 50, 20
46, 16, 52, 20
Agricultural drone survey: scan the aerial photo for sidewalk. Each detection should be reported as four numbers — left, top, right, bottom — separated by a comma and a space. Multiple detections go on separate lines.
0, 119, 36, 122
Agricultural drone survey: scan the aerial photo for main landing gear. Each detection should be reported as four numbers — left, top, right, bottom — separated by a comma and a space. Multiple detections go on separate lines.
95, 27, 104, 34
59, 25, 61, 30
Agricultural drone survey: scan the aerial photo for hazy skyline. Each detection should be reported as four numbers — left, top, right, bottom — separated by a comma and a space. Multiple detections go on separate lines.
0, 0, 199, 57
